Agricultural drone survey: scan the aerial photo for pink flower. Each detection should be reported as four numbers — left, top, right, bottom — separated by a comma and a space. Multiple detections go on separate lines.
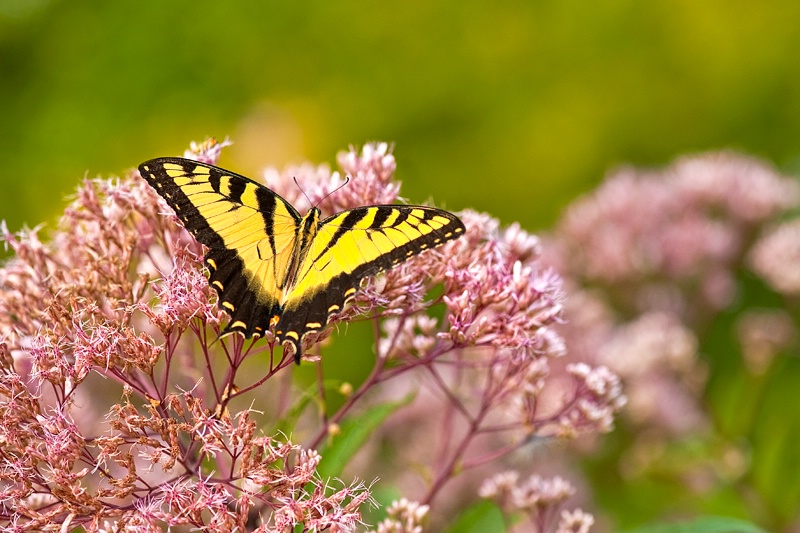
749, 218, 800, 296
552, 151, 799, 312
0, 139, 623, 530
480, 471, 592, 532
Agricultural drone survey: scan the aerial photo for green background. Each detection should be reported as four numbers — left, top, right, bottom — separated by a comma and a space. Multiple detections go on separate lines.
3, 1, 800, 233
3, 1, 800, 531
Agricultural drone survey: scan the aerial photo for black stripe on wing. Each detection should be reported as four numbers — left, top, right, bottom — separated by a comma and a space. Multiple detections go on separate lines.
139, 159, 227, 250
205, 248, 283, 338
354, 207, 464, 277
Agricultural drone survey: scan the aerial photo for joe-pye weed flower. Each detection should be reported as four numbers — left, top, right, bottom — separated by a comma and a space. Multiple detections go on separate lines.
543, 151, 800, 531
0, 140, 622, 531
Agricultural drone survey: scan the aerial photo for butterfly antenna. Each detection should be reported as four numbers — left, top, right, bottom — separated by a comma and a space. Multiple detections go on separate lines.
292, 176, 314, 209
292, 175, 351, 210
317, 176, 351, 209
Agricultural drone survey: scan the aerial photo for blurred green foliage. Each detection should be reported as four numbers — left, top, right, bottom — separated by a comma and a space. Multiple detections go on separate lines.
3, 1, 800, 235
3, 1, 800, 531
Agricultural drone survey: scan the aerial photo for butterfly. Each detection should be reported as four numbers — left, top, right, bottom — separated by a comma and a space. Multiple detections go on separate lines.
138, 157, 465, 362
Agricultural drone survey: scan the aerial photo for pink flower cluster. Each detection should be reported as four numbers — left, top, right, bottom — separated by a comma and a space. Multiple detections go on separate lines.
539, 151, 800, 530
312, 190, 623, 529
0, 141, 375, 531
261, 141, 401, 220
480, 471, 594, 533
749, 218, 800, 296
0, 140, 622, 531
546, 151, 800, 436
366, 498, 429, 533
550, 151, 799, 312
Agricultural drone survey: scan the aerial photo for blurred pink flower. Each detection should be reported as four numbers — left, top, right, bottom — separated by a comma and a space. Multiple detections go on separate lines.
541, 150, 800, 530
550, 151, 799, 314
545, 151, 800, 439
480, 471, 593, 533
366, 498, 429, 533
735, 308, 796, 375
749, 218, 800, 296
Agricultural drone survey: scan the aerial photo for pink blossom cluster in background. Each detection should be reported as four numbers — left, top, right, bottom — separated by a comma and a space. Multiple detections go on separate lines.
546, 152, 799, 435
543, 152, 800, 531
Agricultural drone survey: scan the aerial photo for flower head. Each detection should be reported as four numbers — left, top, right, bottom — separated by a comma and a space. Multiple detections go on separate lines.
480, 471, 592, 532
552, 151, 800, 313
749, 218, 800, 296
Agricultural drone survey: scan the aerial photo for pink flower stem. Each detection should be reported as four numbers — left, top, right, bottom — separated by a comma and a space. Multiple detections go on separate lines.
422, 399, 490, 505
426, 361, 474, 422
306, 316, 392, 450
228, 354, 293, 398
316, 358, 329, 428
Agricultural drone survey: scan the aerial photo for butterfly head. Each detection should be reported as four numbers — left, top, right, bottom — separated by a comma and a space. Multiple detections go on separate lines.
301, 207, 321, 236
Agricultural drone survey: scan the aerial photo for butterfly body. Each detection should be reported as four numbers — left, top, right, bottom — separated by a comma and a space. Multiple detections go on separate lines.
139, 157, 465, 362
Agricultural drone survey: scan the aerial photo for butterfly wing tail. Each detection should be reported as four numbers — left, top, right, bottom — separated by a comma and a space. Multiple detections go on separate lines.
277, 274, 357, 364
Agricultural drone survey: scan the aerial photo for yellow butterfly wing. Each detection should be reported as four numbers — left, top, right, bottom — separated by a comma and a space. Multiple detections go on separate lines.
140, 158, 466, 362
138, 157, 300, 338
276, 206, 465, 356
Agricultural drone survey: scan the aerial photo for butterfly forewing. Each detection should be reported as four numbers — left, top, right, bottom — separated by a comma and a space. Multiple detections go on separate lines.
139, 157, 301, 337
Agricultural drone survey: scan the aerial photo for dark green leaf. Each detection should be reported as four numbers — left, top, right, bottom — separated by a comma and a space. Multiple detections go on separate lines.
442, 500, 506, 533
316, 394, 414, 479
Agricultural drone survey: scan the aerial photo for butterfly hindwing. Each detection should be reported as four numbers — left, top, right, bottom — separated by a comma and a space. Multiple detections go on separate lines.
276, 206, 465, 351
138, 157, 302, 337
